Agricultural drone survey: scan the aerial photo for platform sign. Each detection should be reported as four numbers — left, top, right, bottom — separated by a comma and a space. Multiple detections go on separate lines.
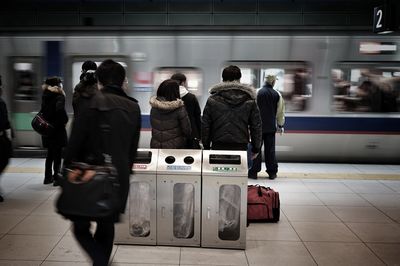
373, 5, 394, 34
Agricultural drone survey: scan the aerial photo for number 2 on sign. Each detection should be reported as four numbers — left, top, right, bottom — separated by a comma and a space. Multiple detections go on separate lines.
376, 9, 383, 28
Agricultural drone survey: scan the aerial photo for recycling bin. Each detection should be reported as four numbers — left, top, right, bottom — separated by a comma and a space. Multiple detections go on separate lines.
115, 149, 158, 245
201, 150, 248, 249
156, 149, 202, 247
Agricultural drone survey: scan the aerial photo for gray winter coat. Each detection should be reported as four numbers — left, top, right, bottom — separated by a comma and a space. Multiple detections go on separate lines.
150, 96, 192, 149
202, 81, 262, 153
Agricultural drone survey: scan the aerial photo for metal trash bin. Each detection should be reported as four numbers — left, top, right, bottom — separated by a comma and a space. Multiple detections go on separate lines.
115, 149, 158, 245
156, 149, 202, 247
201, 150, 248, 249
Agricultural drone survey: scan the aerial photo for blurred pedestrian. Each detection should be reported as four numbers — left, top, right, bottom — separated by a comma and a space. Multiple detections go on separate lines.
248, 75, 285, 180
0, 75, 12, 202
41, 77, 68, 185
149, 79, 191, 149
171, 73, 202, 149
73, 60, 98, 117
64, 59, 141, 266
202, 65, 262, 154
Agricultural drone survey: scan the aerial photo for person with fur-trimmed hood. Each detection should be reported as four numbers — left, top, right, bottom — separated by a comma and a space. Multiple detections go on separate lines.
150, 79, 192, 149
41, 77, 68, 185
202, 65, 262, 156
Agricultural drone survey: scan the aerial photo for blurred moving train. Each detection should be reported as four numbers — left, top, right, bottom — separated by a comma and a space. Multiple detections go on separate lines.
0, 32, 399, 163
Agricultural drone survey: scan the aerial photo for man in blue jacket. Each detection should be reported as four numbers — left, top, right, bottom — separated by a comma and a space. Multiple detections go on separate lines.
249, 75, 285, 180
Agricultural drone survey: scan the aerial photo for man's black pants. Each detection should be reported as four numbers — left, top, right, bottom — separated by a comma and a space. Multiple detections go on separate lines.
73, 220, 115, 266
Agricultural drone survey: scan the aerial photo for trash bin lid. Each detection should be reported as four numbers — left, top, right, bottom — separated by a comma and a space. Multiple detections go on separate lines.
157, 149, 202, 175
202, 150, 248, 176
132, 149, 158, 173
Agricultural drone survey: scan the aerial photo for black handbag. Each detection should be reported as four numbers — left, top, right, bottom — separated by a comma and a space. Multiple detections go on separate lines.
31, 112, 54, 136
56, 161, 121, 218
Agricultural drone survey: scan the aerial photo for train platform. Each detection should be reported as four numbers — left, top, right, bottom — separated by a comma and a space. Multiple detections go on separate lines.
0, 158, 399, 265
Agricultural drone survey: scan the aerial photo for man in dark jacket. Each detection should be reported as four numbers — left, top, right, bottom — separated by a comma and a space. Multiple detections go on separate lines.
202, 65, 262, 157
0, 76, 12, 202
171, 73, 202, 148
248, 75, 285, 180
64, 59, 141, 266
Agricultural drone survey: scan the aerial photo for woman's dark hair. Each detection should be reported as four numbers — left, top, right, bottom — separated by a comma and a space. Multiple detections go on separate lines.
82, 60, 97, 72
157, 79, 180, 101
170, 73, 186, 85
96, 59, 125, 87
80, 61, 98, 84
81, 71, 97, 86
222, 65, 242, 82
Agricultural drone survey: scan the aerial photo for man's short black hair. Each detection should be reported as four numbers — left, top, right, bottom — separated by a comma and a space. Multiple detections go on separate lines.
170, 73, 186, 85
157, 79, 180, 101
96, 59, 125, 87
222, 65, 241, 82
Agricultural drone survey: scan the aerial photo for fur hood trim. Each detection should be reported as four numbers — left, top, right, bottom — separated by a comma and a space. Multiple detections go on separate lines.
42, 84, 65, 96
149, 96, 184, 110
209, 81, 256, 99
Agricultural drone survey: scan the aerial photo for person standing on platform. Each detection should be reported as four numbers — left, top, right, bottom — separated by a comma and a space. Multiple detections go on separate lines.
41, 77, 68, 185
202, 65, 262, 155
149, 79, 192, 149
72, 60, 98, 117
0, 75, 12, 202
64, 59, 141, 266
248, 75, 285, 180
171, 73, 202, 149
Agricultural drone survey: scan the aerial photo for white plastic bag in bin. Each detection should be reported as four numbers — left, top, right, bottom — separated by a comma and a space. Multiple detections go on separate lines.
173, 183, 194, 238
129, 182, 151, 237
218, 185, 241, 241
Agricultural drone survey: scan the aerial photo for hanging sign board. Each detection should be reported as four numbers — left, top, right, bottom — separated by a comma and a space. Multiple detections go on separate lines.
373, 5, 394, 34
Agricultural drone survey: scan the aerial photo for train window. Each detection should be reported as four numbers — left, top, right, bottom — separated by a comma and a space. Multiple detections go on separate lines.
13, 62, 38, 101
228, 62, 312, 112
332, 63, 400, 113
153, 67, 203, 97
72, 60, 128, 90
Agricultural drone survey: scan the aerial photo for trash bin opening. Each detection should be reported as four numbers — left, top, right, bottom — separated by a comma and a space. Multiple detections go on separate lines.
184, 156, 194, 165
134, 151, 152, 164
209, 154, 241, 165
165, 156, 176, 164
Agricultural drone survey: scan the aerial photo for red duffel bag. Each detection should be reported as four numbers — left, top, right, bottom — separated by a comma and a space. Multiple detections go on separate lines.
247, 185, 280, 223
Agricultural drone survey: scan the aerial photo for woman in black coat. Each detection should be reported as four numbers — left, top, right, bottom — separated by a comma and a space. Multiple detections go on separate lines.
41, 77, 68, 185
72, 60, 98, 117
150, 79, 191, 149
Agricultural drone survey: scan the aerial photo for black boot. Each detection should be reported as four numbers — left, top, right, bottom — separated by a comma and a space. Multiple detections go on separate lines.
43, 176, 53, 185
53, 174, 60, 187
0, 194, 4, 202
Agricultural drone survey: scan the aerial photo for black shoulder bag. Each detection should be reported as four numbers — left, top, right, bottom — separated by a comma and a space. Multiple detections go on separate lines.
31, 112, 55, 136
56, 94, 121, 218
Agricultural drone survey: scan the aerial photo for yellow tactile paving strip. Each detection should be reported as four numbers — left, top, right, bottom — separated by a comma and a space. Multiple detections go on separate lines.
279, 172, 400, 180
4, 167, 44, 173
5, 167, 400, 180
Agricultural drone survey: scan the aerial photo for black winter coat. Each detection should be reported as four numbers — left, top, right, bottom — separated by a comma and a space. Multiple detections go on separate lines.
181, 90, 202, 141
40, 86, 68, 148
64, 85, 141, 217
0, 97, 11, 132
72, 81, 98, 117
202, 81, 262, 153
150, 96, 192, 149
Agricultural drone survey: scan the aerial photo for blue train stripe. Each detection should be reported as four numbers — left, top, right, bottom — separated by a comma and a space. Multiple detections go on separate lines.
140, 115, 400, 134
